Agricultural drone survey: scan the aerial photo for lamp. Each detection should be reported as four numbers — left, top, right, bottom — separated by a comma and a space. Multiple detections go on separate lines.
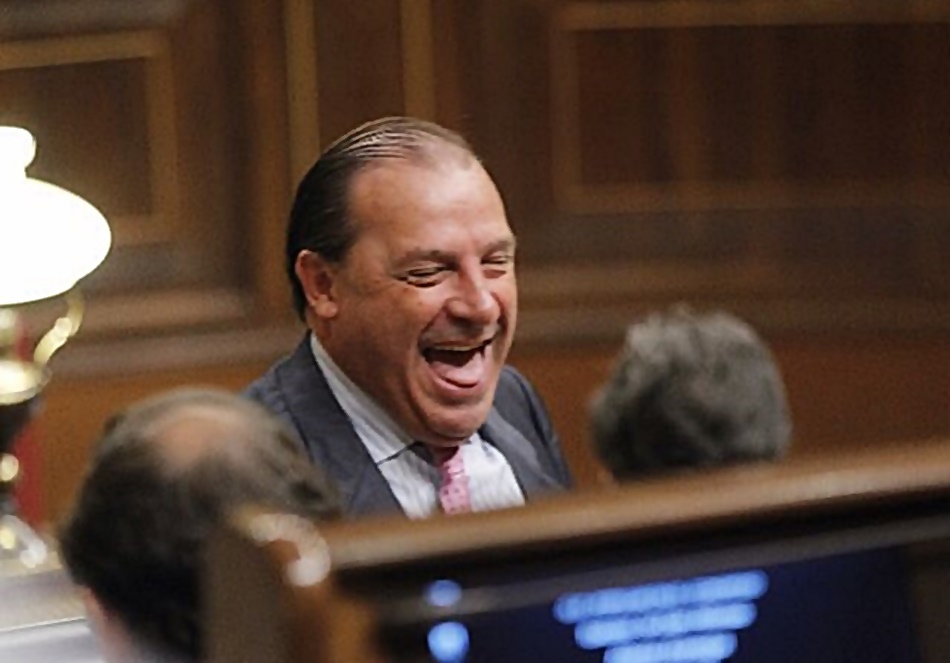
0, 126, 111, 574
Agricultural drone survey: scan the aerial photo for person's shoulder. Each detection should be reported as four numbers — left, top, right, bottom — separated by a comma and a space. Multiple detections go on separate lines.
244, 361, 287, 421
492, 363, 571, 485
245, 354, 285, 396
493, 364, 549, 423
244, 336, 310, 409
496, 364, 534, 397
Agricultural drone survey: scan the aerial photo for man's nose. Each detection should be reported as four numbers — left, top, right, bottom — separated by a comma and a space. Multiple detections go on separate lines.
446, 272, 499, 326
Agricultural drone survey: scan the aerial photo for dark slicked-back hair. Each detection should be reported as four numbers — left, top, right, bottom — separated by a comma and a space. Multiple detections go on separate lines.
590, 307, 792, 481
59, 388, 341, 663
286, 116, 478, 318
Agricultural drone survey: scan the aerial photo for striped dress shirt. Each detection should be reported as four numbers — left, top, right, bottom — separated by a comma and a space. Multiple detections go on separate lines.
309, 335, 525, 519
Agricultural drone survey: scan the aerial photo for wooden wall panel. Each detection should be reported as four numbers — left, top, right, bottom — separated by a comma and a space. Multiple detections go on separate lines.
0, 32, 176, 253
564, 24, 950, 188
314, 0, 406, 143
0, 0, 292, 339
164, 0, 950, 340
39, 335, 950, 523
773, 335, 950, 454
543, 1, 950, 330
39, 361, 275, 526
0, 0, 946, 525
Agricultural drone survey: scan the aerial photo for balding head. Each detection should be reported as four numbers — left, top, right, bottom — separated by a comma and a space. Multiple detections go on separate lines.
60, 388, 340, 663
107, 390, 299, 475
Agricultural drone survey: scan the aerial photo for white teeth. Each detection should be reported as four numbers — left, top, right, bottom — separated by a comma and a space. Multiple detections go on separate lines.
423, 336, 494, 354
433, 343, 482, 352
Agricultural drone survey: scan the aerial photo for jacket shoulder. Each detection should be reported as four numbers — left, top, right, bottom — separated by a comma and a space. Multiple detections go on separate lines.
493, 364, 572, 488
493, 366, 548, 444
244, 352, 295, 420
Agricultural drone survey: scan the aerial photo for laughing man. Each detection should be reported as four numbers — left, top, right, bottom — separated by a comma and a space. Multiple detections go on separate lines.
246, 117, 572, 518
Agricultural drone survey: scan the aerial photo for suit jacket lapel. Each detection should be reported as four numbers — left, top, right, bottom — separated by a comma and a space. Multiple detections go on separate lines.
480, 408, 565, 500
275, 339, 403, 518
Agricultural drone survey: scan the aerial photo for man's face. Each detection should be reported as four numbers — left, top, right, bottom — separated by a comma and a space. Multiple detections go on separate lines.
315, 155, 517, 445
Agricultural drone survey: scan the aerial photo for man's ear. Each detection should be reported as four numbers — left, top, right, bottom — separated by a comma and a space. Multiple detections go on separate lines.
295, 250, 339, 320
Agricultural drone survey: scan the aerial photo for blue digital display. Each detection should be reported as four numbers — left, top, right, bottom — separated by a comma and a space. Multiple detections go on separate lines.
427, 580, 464, 608
428, 621, 469, 663
409, 548, 921, 663
556, 570, 766, 660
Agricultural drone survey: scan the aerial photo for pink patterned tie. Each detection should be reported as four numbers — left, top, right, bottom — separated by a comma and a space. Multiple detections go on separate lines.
430, 445, 472, 515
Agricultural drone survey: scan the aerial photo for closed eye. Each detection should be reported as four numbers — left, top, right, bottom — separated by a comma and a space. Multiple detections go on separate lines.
482, 253, 514, 277
400, 266, 448, 287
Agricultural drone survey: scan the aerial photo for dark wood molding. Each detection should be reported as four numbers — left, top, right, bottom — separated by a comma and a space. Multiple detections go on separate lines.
48, 321, 303, 379
20, 283, 945, 380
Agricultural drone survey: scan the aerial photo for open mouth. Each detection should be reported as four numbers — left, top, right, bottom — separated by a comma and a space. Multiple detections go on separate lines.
422, 337, 494, 388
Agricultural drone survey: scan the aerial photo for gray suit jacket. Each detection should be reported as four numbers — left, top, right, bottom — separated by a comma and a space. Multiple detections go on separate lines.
245, 337, 573, 518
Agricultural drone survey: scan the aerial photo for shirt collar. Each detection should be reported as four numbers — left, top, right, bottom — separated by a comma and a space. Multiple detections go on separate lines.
308, 333, 415, 465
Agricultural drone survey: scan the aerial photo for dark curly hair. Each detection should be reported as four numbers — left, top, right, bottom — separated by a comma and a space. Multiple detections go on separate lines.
59, 388, 341, 662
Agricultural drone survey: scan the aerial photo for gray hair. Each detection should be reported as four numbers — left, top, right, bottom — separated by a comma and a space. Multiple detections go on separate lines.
590, 307, 792, 481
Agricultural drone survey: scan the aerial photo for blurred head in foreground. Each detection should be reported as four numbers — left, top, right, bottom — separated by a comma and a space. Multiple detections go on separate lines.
59, 388, 341, 663
591, 307, 792, 482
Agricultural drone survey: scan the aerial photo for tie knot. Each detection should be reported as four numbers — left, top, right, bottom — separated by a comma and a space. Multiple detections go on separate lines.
428, 444, 460, 466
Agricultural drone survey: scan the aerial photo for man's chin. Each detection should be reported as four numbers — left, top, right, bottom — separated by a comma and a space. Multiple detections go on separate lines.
419, 407, 491, 445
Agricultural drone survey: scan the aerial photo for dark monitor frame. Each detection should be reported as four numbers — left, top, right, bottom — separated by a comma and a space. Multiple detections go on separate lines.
207, 437, 950, 663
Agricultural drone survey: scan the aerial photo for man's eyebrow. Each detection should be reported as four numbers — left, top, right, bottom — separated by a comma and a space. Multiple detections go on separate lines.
486, 237, 517, 255
395, 237, 517, 267
395, 249, 454, 266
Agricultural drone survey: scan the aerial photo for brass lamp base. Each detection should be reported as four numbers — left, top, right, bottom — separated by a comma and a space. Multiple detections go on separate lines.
0, 294, 82, 573
0, 310, 96, 661
0, 511, 49, 572
0, 358, 50, 571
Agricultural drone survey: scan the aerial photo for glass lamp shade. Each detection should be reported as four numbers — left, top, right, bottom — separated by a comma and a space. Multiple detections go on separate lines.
0, 127, 112, 576
0, 126, 112, 307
